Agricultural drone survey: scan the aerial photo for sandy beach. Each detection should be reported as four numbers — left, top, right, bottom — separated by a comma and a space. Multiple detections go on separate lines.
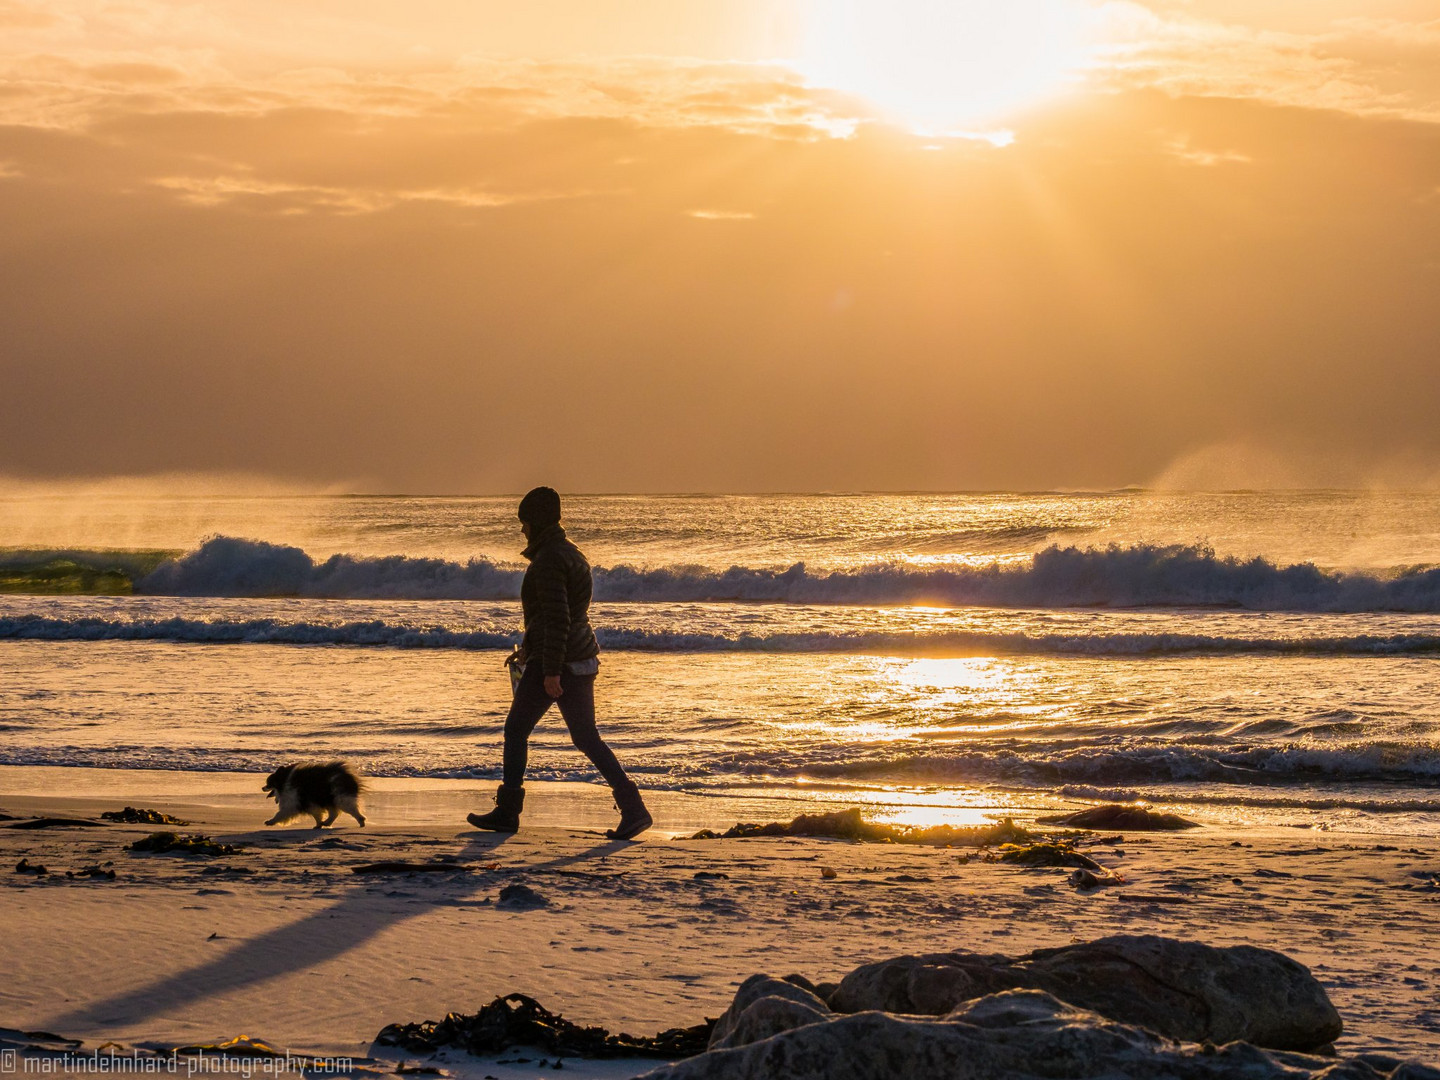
2, 766, 1437, 1077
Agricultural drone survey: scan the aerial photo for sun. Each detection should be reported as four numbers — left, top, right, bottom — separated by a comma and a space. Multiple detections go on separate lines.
796, 0, 1100, 136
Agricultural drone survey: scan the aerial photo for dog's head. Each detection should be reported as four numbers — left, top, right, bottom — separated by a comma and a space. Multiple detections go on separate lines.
262, 764, 294, 800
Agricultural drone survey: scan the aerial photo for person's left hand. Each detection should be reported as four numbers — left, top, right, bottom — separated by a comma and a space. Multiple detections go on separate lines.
544, 675, 563, 698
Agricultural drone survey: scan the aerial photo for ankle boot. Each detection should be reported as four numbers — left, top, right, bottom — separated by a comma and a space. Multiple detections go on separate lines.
467, 784, 524, 832
607, 782, 653, 841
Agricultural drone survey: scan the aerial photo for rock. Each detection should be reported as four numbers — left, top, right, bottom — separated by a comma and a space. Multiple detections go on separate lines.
1025, 936, 1340, 1051
497, 883, 549, 910
708, 976, 832, 1050
5, 817, 107, 830
636, 989, 1416, 1080
1070, 866, 1124, 890
829, 950, 1010, 1015
779, 974, 822, 996
827, 935, 1341, 1051
1038, 804, 1199, 830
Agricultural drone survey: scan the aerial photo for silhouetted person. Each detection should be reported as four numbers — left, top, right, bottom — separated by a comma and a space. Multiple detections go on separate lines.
468, 486, 653, 839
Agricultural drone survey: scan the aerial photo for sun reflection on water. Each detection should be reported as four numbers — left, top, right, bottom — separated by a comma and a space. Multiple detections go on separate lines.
767, 780, 1034, 828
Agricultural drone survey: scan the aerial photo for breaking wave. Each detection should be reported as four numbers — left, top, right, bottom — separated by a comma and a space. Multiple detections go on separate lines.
3, 613, 1439, 657
7, 741, 1437, 811
714, 741, 1440, 792
131, 536, 1440, 612
137, 536, 522, 600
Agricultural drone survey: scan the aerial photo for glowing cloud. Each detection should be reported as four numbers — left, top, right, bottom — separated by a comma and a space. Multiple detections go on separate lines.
796, 0, 1103, 132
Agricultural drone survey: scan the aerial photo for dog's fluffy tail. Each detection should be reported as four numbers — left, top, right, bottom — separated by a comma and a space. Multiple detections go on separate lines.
324, 760, 364, 798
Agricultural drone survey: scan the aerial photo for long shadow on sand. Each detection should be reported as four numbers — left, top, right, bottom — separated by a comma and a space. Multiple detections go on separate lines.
42, 827, 632, 1038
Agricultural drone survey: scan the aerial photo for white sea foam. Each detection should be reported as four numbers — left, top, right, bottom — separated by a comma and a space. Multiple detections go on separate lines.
134, 535, 1440, 611
1056, 785, 1440, 814
779, 741, 1440, 787
4, 612, 1440, 657
3, 740, 1438, 805
137, 535, 523, 599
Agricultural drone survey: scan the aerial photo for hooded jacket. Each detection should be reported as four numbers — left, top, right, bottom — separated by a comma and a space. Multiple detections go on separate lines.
519, 524, 600, 676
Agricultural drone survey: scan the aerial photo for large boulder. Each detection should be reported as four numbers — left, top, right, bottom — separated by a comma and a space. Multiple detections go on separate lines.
636, 989, 1436, 1080
826, 934, 1341, 1051
827, 949, 1015, 1015
708, 975, 833, 1051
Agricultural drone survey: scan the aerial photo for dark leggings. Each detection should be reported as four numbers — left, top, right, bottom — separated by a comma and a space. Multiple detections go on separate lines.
501, 662, 631, 790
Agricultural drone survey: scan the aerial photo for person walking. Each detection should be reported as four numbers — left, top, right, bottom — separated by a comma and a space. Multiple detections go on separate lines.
468, 487, 653, 840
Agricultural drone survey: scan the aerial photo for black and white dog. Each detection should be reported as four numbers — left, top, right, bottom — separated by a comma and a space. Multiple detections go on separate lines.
262, 761, 366, 828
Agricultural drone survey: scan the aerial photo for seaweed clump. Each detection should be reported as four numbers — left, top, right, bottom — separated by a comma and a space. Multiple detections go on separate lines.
993, 842, 1103, 870
101, 807, 190, 825
377, 994, 713, 1060
163, 1037, 289, 1059
690, 808, 1035, 848
129, 832, 239, 857
990, 842, 1129, 889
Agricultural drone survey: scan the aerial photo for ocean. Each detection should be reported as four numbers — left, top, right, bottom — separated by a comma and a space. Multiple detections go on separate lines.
2, 490, 1439, 834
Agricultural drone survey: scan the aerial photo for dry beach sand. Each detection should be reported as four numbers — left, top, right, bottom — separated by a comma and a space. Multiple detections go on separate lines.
2, 766, 1438, 1077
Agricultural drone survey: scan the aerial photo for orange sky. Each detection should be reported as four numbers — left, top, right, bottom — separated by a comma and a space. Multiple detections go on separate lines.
2, 1, 1439, 492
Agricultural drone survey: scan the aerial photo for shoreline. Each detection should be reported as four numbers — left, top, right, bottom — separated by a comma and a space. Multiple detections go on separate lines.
3, 767, 1438, 1077
0, 765, 1047, 836
3, 762, 1437, 839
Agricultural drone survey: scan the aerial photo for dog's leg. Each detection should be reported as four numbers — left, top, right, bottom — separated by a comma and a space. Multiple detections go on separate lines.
312, 811, 326, 828
338, 796, 366, 827
268, 791, 300, 828
321, 808, 337, 827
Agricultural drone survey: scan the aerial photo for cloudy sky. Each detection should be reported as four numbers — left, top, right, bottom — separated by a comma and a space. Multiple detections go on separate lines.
2, 0, 1438, 492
